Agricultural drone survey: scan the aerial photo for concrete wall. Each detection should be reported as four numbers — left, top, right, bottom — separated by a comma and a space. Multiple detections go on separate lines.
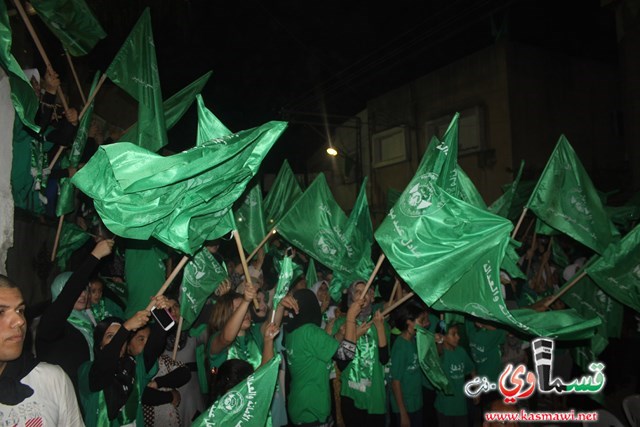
506, 44, 623, 189
366, 42, 513, 224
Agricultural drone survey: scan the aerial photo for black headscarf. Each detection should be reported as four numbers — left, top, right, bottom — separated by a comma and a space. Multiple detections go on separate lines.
283, 289, 322, 334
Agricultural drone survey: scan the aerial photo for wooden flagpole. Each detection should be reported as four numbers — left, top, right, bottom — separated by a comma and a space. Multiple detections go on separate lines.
50, 214, 64, 261
78, 73, 107, 120
360, 254, 386, 298
511, 207, 529, 240
543, 271, 587, 308
247, 228, 277, 262
64, 50, 86, 104
171, 316, 184, 360
382, 291, 415, 317
145, 255, 190, 311
233, 230, 260, 309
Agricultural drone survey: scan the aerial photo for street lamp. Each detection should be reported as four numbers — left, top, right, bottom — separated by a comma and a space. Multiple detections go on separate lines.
326, 147, 338, 157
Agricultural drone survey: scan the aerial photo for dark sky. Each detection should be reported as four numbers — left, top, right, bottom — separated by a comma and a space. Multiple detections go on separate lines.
33, 0, 618, 174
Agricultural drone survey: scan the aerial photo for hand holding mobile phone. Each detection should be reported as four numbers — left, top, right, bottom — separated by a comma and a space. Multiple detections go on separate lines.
151, 306, 175, 331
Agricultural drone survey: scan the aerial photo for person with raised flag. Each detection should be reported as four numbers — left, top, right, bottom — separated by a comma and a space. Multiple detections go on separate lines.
330, 280, 389, 426
284, 288, 363, 426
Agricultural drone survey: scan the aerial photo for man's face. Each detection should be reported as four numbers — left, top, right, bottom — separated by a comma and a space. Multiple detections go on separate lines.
0, 288, 27, 370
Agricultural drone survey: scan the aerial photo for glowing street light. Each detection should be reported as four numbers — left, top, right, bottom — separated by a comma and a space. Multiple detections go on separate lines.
326, 147, 338, 157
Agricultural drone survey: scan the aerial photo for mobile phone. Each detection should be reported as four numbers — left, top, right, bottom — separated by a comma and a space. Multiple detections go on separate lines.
151, 307, 175, 331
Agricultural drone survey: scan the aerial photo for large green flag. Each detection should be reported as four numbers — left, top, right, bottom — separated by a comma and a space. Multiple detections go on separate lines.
375, 180, 513, 307
416, 326, 451, 394
192, 354, 281, 427
273, 256, 294, 309
119, 71, 212, 143
526, 135, 618, 254
276, 174, 362, 277
30, 0, 105, 56
196, 94, 231, 145
454, 165, 487, 209
72, 121, 286, 255
0, 1, 39, 133
180, 247, 228, 329
105, 8, 167, 152
263, 160, 302, 227
55, 222, 90, 270
501, 238, 526, 280
489, 160, 525, 218
305, 258, 318, 287
234, 185, 268, 256
56, 71, 101, 216
606, 204, 640, 233
432, 237, 600, 340
586, 224, 640, 313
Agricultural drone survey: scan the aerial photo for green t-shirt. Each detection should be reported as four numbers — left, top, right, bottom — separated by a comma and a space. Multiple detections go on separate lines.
208, 322, 264, 370
465, 322, 506, 382
332, 316, 389, 414
285, 323, 339, 424
435, 346, 475, 416
390, 335, 424, 413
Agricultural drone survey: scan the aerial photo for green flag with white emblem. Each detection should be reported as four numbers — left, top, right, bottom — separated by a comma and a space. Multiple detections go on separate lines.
234, 185, 267, 256
105, 8, 167, 152
30, 0, 106, 56
180, 247, 228, 329
276, 174, 361, 277
273, 256, 294, 309
586, 224, 640, 313
192, 354, 281, 426
416, 326, 451, 394
72, 121, 286, 255
263, 160, 303, 227
526, 135, 618, 254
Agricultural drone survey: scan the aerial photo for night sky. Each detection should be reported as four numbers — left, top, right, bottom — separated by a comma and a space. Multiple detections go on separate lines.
28, 0, 618, 174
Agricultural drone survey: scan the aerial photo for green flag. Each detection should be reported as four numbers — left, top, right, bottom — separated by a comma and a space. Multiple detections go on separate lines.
386, 188, 402, 213
56, 71, 101, 216
0, 1, 39, 133
375, 180, 513, 307
586, 224, 640, 313
55, 222, 90, 270
263, 160, 302, 227
72, 121, 286, 255
454, 165, 487, 209
30, 0, 106, 56
326, 177, 376, 300
119, 71, 212, 143
180, 247, 228, 329
276, 174, 365, 279
192, 354, 281, 427
273, 256, 294, 309
526, 135, 618, 254
432, 237, 600, 340
196, 94, 232, 145
606, 204, 640, 233
234, 185, 268, 256
489, 160, 524, 218
416, 326, 451, 394
501, 238, 526, 280
551, 237, 570, 268
505, 180, 536, 222
105, 8, 167, 152
305, 258, 318, 287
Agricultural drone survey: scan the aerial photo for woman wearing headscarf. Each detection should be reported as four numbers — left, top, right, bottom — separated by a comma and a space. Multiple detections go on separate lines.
330, 280, 389, 427
78, 295, 170, 427
310, 280, 337, 328
284, 288, 362, 426
35, 239, 114, 392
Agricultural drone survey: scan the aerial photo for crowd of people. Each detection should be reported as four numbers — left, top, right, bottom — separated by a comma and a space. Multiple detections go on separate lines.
2, 65, 639, 427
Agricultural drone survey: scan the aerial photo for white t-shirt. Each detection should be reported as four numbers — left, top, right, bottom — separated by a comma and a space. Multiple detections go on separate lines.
0, 362, 84, 427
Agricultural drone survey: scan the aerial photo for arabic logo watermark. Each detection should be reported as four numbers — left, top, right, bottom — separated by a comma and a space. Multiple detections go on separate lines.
464, 338, 606, 404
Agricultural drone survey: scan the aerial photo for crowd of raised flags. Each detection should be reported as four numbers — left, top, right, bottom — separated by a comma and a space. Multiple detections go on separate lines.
2, 1, 640, 426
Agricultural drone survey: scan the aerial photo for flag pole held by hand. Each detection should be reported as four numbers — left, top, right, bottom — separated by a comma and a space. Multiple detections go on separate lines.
233, 230, 260, 309
360, 254, 385, 299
